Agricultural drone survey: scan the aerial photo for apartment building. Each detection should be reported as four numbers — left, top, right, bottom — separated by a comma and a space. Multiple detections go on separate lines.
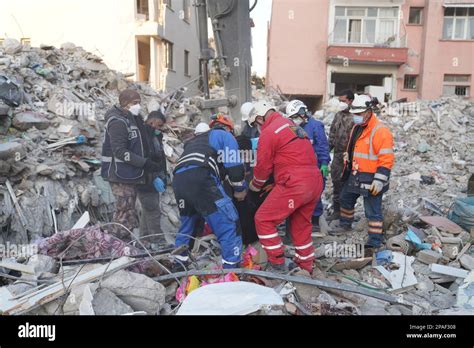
267, 0, 474, 109
0, 0, 200, 93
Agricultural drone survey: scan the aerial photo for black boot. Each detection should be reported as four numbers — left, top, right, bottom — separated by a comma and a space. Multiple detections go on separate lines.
311, 216, 321, 232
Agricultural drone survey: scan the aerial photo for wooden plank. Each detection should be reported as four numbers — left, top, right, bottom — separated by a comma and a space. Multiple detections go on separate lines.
0, 260, 34, 275
0, 256, 134, 315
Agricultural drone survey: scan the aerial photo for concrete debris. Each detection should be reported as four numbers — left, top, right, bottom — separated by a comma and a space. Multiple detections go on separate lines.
1, 41, 473, 315
100, 270, 166, 315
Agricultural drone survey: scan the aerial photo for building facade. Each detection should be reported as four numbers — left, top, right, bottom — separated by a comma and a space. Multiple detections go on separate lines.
0, 0, 200, 93
267, 0, 474, 109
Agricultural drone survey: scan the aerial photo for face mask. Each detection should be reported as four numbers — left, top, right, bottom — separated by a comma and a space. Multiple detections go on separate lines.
292, 118, 303, 126
353, 115, 364, 124
339, 102, 349, 111
154, 130, 162, 136
129, 104, 141, 116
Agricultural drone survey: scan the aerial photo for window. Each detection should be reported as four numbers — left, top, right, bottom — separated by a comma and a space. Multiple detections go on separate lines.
443, 74, 471, 96
136, 0, 149, 20
443, 7, 474, 40
409, 7, 423, 25
164, 40, 174, 70
332, 6, 400, 45
184, 50, 190, 76
182, 0, 190, 22
404, 75, 418, 90
0, 38, 5, 46
20, 38, 31, 45
164, 0, 172, 10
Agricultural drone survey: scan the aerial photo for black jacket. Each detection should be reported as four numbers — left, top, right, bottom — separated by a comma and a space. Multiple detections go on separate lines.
101, 106, 149, 184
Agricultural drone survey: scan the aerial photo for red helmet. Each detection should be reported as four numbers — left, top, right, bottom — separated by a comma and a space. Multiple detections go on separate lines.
209, 113, 234, 132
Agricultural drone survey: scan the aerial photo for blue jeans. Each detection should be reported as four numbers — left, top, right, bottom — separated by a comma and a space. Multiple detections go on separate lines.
339, 181, 384, 248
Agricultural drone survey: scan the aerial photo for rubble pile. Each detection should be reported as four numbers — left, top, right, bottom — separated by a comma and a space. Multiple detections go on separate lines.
0, 39, 205, 245
1, 40, 473, 316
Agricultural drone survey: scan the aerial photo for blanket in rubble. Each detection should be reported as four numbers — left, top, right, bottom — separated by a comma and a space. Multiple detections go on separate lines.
35, 226, 149, 274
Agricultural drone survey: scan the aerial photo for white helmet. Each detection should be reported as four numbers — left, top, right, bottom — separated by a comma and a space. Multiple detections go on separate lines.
240, 102, 254, 123
248, 100, 276, 125
286, 100, 307, 117
350, 94, 372, 114
194, 122, 210, 135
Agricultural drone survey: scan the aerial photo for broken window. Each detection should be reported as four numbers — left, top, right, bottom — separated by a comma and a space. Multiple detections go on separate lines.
184, 50, 190, 76
332, 6, 399, 45
136, 0, 149, 20
164, 40, 174, 70
443, 7, 474, 40
443, 74, 471, 97
409, 7, 423, 25
404, 75, 418, 90
183, 0, 190, 22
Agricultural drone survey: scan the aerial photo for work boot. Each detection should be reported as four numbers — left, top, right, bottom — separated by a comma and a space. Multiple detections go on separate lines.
326, 210, 340, 222
328, 222, 352, 236
265, 262, 289, 274
363, 244, 377, 258
311, 216, 321, 232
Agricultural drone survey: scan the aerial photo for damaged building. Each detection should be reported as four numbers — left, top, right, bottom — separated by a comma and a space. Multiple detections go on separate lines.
267, 0, 474, 110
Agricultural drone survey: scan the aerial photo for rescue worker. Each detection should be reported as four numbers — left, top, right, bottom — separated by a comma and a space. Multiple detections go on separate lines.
336, 94, 395, 255
248, 100, 323, 273
328, 90, 355, 222
101, 89, 165, 241
286, 100, 330, 231
172, 113, 246, 269
137, 110, 168, 248
240, 101, 259, 140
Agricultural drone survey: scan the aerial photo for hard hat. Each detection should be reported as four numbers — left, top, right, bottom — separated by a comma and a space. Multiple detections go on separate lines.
194, 122, 210, 135
209, 113, 234, 131
248, 100, 275, 125
350, 94, 372, 114
286, 100, 307, 117
240, 102, 254, 122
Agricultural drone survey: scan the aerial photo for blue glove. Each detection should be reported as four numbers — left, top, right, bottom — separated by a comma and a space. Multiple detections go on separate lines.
251, 137, 259, 151
153, 177, 166, 193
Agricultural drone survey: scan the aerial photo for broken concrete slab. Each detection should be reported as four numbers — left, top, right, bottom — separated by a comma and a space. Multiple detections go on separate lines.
456, 271, 474, 309
0, 141, 25, 160
100, 270, 166, 315
417, 249, 442, 265
430, 264, 469, 279
27, 254, 58, 275
420, 216, 465, 235
459, 254, 474, 271
92, 288, 134, 315
12, 112, 50, 131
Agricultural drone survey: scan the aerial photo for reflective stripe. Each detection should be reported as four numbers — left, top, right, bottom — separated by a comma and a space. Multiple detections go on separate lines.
222, 258, 239, 265
354, 152, 369, 159
379, 148, 393, 155
295, 252, 315, 260
101, 156, 123, 163
177, 157, 205, 165
174, 255, 189, 262
262, 243, 283, 250
274, 123, 290, 134
369, 221, 383, 226
368, 229, 383, 234
253, 177, 267, 183
258, 233, 279, 239
179, 153, 205, 161
295, 242, 313, 250
341, 208, 354, 214
374, 173, 388, 181
229, 180, 246, 187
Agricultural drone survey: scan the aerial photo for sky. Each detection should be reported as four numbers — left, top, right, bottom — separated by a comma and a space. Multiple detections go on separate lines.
250, 0, 272, 77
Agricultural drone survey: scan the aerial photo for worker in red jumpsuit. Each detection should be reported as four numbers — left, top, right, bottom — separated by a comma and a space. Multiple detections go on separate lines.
248, 100, 323, 274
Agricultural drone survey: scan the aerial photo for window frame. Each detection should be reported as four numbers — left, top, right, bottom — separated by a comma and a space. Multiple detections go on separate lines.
403, 75, 418, 90
408, 7, 423, 25
164, 40, 174, 71
442, 7, 474, 40
182, 0, 191, 23
332, 6, 400, 46
443, 74, 471, 97
184, 50, 190, 76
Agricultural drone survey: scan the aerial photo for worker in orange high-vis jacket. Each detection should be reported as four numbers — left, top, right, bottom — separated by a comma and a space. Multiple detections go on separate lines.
248, 100, 323, 274
336, 94, 395, 256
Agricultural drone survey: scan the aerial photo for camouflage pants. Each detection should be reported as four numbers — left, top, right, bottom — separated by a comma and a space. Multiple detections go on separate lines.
109, 182, 139, 241
330, 153, 345, 212
137, 187, 163, 243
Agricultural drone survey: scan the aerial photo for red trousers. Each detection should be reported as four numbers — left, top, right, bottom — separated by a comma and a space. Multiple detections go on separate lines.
255, 169, 323, 272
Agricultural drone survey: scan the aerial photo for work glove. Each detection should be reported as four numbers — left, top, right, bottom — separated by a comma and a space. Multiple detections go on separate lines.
144, 159, 161, 172
233, 189, 247, 202
249, 180, 261, 192
320, 164, 329, 178
153, 177, 166, 193
369, 180, 384, 196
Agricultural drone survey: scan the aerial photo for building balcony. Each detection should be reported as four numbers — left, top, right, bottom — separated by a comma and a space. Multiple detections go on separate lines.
326, 45, 409, 66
